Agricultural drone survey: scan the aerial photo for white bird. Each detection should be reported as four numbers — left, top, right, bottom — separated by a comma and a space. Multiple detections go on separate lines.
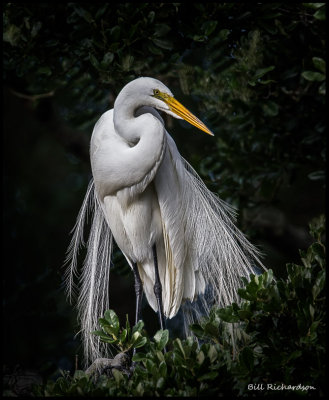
65, 77, 264, 365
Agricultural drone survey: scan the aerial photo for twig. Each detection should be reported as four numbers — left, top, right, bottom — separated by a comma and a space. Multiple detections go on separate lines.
10, 89, 55, 101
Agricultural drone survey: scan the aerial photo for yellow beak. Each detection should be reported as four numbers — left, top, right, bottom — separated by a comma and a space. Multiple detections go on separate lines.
163, 96, 214, 136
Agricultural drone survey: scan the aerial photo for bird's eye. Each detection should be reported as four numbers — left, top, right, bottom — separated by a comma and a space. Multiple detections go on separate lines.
153, 89, 160, 96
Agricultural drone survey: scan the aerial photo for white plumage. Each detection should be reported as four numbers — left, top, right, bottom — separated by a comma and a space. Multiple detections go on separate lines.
65, 77, 264, 365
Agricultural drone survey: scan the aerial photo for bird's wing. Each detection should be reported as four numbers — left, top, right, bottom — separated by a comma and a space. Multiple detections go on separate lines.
153, 132, 198, 318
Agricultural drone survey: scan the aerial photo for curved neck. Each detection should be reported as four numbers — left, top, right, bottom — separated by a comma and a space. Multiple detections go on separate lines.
113, 93, 141, 143
111, 95, 166, 192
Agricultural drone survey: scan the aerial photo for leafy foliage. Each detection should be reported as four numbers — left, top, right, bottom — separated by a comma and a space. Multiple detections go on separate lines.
92, 310, 147, 352
33, 216, 325, 397
3, 1, 325, 387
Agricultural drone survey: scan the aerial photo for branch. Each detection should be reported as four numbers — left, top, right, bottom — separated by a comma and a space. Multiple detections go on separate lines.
10, 89, 55, 101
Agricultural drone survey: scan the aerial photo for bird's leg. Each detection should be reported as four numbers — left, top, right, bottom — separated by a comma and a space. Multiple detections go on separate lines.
152, 244, 166, 331
131, 262, 143, 361
132, 262, 143, 325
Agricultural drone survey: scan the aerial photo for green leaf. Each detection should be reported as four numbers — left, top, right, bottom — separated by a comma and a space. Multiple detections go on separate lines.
159, 361, 167, 378
92, 330, 117, 344
147, 42, 163, 56
98, 317, 110, 327
193, 34, 207, 42
132, 352, 147, 362
91, 329, 106, 336
309, 215, 325, 240
131, 332, 147, 349
132, 320, 144, 335
112, 368, 124, 384
31, 21, 42, 38
264, 269, 274, 286
104, 310, 120, 330
240, 277, 249, 286
216, 306, 240, 323
145, 359, 156, 373
197, 350, 205, 365
152, 38, 173, 50
154, 329, 169, 350
120, 328, 127, 343
156, 377, 165, 389
174, 338, 186, 358
208, 345, 218, 363
308, 171, 325, 181
110, 26, 121, 41
203, 20, 218, 36
154, 23, 171, 37
199, 371, 218, 381
309, 304, 315, 320
312, 270, 325, 299
238, 288, 254, 301
125, 314, 131, 339
254, 66, 275, 79
156, 350, 165, 362
286, 350, 302, 362
72, 5, 94, 23
218, 29, 230, 41
318, 82, 326, 95
259, 79, 276, 85
122, 54, 134, 71
37, 66, 52, 76
302, 3, 325, 9
99, 320, 119, 337
190, 323, 205, 337
102, 52, 114, 67
89, 53, 99, 70
314, 8, 325, 20
309, 320, 320, 334
136, 381, 144, 396
95, 4, 108, 19
238, 309, 252, 320
3, 24, 21, 46
204, 322, 219, 337
312, 57, 326, 73
262, 101, 279, 116
73, 370, 87, 380
302, 71, 325, 81
148, 10, 155, 23
172, 351, 184, 365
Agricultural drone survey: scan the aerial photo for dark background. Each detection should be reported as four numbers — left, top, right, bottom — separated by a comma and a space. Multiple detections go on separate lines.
3, 3, 325, 378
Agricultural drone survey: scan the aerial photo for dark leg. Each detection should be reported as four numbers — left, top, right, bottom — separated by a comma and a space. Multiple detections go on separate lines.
152, 244, 166, 331
132, 262, 143, 325
131, 262, 143, 362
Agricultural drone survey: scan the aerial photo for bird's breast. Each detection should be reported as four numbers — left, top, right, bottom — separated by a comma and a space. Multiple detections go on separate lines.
102, 184, 163, 263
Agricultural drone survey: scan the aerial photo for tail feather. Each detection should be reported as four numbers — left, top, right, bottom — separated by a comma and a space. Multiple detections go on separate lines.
64, 180, 95, 301
179, 158, 265, 349
65, 180, 113, 366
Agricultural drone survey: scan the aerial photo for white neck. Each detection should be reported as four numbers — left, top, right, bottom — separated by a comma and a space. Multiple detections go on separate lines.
112, 91, 167, 191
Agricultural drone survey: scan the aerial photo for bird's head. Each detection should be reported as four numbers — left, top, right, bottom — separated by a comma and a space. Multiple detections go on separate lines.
121, 77, 214, 136
151, 81, 214, 136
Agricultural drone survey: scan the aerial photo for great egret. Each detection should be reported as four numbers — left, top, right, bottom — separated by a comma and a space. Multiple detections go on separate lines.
66, 77, 264, 365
